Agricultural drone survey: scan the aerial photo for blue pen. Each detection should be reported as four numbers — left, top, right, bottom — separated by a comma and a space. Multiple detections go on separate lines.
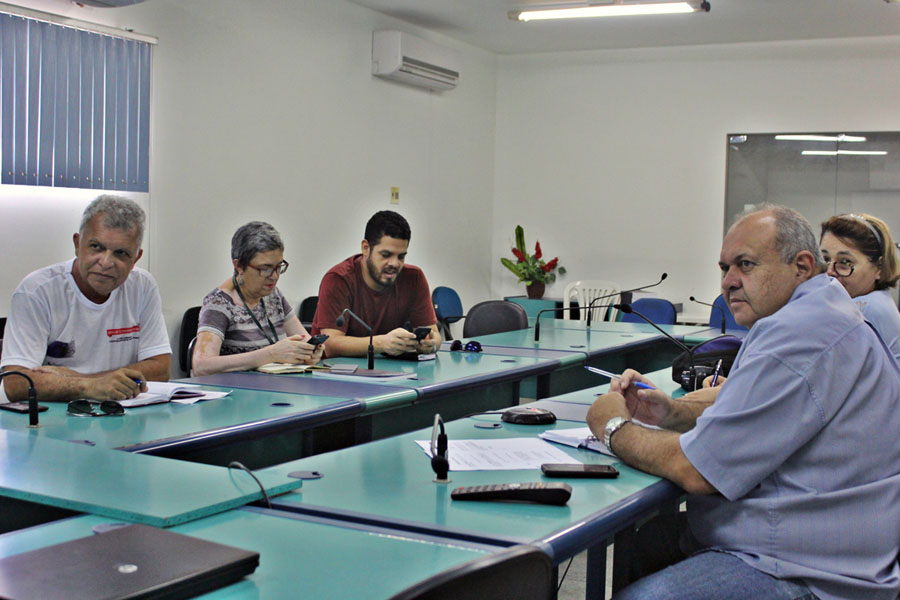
710, 359, 723, 387
585, 366, 654, 390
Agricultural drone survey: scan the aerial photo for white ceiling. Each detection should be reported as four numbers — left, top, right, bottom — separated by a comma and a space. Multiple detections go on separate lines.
347, 0, 900, 55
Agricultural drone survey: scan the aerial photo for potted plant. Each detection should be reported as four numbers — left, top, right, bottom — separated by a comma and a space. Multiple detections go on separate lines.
500, 225, 566, 299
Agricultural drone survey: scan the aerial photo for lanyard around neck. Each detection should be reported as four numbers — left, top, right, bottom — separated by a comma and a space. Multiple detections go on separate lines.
232, 275, 278, 345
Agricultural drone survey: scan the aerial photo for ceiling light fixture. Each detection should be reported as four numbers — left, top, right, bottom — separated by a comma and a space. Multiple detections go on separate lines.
802, 150, 887, 156
509, 1, 710, 21
775, 134, 867, 143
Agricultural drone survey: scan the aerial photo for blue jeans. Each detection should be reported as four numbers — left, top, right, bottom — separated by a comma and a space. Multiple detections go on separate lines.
613, 550, 819, 600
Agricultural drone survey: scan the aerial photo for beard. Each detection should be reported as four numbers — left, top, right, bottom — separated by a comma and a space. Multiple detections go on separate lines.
366, 254, 399, 288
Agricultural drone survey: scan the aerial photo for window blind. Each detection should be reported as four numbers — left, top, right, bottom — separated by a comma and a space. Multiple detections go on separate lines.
0, 12, 150, 192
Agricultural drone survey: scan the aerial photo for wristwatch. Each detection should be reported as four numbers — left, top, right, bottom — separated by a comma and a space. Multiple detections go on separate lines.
603, 416, 631, 455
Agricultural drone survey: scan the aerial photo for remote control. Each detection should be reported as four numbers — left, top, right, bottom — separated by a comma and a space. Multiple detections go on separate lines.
450, 482, 572, 506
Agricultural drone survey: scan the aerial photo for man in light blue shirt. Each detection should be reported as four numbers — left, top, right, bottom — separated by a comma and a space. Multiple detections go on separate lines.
588, 204, 900, 600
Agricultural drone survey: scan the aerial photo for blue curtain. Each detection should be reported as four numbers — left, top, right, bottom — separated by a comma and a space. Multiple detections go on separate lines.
0, 13, 150, 192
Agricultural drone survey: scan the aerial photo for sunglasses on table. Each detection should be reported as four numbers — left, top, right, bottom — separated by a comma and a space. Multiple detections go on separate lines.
450, 340, 482, 353
66, 400, 125, 417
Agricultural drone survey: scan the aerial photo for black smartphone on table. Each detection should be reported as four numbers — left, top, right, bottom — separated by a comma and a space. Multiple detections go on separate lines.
541, 463, 619, 478
0, 402, 48, 414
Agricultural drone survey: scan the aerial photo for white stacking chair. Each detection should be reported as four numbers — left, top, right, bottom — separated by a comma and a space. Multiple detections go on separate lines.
562, 280, 622, 323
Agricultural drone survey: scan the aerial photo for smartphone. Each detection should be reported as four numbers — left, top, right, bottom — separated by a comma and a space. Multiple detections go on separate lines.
413, 327, 431, 341
306, 334, 329, 346
541, 463, 619, 478
0, 402, 49, 414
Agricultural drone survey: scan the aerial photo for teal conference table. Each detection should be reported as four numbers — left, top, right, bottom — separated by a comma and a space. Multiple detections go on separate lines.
0, 384, 413, 468
260, 414, 680, 600
0, 508, 502, 599
184, 350, 563, 442
459, 322, 707, 397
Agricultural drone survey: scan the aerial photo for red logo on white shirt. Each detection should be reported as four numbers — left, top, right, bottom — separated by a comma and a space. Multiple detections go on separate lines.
107, 325, 141, 337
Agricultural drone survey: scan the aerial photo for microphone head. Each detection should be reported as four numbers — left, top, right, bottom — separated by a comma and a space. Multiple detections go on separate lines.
660, 272, 668, 281
614, 303, 633, 314
335, 315, 345, 327
689, 296, 696, 302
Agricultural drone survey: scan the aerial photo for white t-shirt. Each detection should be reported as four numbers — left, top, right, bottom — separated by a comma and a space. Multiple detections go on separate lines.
1, 258, 171, 382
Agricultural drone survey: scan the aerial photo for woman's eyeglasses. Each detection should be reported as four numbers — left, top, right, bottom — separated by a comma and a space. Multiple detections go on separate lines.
450, 340, 482, 353
66, 399, 125, 417
247, 261, 289, 278
826, 259, 854, 278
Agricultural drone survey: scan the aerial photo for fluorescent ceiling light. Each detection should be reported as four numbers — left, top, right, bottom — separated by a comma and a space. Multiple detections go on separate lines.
775, 134, 867, 143
510, 1, 708, 21
802, 150, 887, 156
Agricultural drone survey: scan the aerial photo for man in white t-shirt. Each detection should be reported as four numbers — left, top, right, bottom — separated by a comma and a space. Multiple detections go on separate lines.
1, 195, 171, 402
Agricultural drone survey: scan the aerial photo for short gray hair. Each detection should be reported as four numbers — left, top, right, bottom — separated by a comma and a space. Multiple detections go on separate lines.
733, 203, 826, 271
79, 195, 146, 248
231, 221, 284, 269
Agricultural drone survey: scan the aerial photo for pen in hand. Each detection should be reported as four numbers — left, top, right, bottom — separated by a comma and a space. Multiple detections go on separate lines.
710, 359, 723, 387
585, 366, 655, 390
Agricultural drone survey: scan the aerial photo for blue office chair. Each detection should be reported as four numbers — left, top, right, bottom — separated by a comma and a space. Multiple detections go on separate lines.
432, 286, 464, 340
620, 298, 677, 325
388, 544, 553, 600
711, 294, 748, 331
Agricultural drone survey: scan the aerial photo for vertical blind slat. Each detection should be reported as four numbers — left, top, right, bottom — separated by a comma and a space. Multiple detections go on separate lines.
0, 14, 150, 192
1, 14, 16, 185
37, 21, 56, 187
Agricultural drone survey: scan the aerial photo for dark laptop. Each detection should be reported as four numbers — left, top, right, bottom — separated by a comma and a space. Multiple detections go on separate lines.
0, 523, 259, 600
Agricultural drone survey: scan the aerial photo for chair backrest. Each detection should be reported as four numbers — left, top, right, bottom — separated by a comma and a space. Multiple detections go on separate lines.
463, 301, 528, 338
432, 286, 464, 340
620, 297, 677, 325
432, 287, 464, 323
297, 296, 319, 327
388, 544, 553, 600
711, 294, 748, 331
186, 336, 197, 377
178, 306, 201, 375
561, 280, 622, 323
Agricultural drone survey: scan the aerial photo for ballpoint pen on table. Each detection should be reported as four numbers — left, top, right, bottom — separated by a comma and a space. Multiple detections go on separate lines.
584, 366, 655, 390
710, 359, 723, 387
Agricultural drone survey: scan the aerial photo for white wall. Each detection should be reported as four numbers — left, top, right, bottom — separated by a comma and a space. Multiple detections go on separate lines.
0, 0, 498, 368
493, 36, 900, 321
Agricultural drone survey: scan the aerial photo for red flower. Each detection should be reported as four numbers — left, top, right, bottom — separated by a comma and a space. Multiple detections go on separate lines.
534, 241, 542, 260
543, 257, 559, 272
512, 248, 526, 263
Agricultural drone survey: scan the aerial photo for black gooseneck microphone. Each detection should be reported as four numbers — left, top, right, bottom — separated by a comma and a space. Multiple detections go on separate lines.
689, 296, 726, 334
532, 273, 669, 341
614, 303, 703, 391
336, 309, 375, 370
430, 413, 450, 483
0, 371, 41, 427
585, 273, 668, 328
533, 303, 617, 342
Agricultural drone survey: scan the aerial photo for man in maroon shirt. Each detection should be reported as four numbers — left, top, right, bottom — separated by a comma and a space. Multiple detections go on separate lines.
312, 211, 442, 358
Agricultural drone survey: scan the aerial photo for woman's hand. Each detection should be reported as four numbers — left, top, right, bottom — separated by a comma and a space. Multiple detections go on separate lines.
266, 335, 313, 364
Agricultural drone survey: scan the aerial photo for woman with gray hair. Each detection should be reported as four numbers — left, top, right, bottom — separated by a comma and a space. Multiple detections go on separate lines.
191, 222, 323, 375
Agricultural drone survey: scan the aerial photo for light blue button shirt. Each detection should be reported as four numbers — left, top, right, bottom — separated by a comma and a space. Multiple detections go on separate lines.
681, 275, 900, 600
855, 288, 900, 362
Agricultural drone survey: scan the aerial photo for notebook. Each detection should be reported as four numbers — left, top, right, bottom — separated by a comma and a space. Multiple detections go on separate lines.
0, 523, 259, 600
539, 427, 612, 456
119, 382, 229, 408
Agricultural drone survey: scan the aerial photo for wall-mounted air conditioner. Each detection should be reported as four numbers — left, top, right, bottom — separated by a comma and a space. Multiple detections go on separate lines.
372, 30, 460, 91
